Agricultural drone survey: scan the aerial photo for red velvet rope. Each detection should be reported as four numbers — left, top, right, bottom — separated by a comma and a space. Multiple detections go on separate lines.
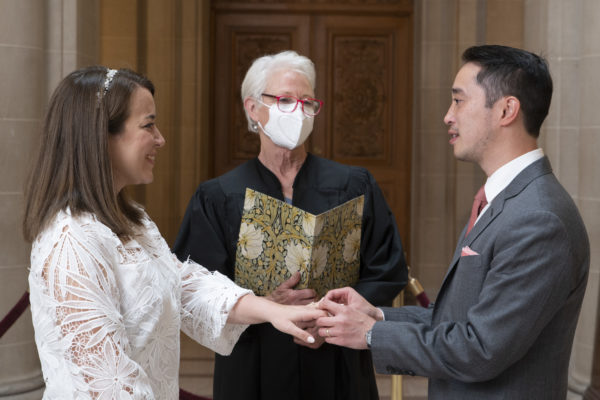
415, 291, 431, 308
1, 291, 211, 400
0, 291, 30, 338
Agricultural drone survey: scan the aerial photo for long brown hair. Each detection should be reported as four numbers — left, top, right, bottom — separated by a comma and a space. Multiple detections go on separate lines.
23, 66, 155, 242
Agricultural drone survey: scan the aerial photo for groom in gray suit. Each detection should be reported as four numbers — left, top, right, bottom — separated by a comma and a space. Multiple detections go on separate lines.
316, 45, 590, 399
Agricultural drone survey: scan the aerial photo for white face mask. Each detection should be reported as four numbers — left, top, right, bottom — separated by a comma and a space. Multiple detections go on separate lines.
258, 104, 314, 150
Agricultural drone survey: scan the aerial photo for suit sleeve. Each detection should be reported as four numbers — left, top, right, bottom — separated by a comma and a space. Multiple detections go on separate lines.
352, 170, 408, 306
370, 209, 585, 382
382, 305, 433, 325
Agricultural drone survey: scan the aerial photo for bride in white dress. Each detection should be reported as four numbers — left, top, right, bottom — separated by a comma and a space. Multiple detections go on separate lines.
22, 66, 322, 399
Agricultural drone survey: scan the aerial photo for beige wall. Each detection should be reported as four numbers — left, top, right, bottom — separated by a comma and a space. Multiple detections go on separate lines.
0, 0, 98, 398
0, 0, 45, 396
523, 0, 600, 396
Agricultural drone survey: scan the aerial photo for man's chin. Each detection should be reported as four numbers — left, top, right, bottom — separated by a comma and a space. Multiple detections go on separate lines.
453, 148, 464, 160
453, 150, 472, 163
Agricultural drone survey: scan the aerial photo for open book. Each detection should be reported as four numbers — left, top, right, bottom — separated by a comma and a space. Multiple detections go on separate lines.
234, 188, 364, 299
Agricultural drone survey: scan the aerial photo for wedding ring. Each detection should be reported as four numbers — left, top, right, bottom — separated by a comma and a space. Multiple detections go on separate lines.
326, 328, 330, 337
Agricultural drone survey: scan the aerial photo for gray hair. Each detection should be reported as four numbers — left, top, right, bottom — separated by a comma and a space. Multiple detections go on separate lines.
241, 50, 316, 133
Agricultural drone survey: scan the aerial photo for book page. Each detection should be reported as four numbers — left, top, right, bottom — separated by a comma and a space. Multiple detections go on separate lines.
235, 188, 364, 298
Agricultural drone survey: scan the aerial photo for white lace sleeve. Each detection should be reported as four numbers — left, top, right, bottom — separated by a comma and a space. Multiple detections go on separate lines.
178, 258, 252, 355
139, 213, 252, 355
29, 215, 155, 399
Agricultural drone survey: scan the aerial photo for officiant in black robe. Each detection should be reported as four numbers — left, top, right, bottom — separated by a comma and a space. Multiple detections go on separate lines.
173, 50, 407, 400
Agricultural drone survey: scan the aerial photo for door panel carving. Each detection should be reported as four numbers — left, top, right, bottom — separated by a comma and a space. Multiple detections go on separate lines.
331, 36, 390, 160
310, 13, 412, 247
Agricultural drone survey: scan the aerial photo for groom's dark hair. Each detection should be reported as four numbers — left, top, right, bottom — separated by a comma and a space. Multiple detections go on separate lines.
463, 45, 553, 138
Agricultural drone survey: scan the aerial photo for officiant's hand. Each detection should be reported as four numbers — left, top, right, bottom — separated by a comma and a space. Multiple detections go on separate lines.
293, 321, 325, 349
267, 272, 316, 305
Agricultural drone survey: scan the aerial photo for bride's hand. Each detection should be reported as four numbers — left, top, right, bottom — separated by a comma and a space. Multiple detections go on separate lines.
269, 303, 327, 344
227, 294, 326, 344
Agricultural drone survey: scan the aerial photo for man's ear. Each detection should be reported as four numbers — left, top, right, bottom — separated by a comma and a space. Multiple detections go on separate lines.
499, 96, 520, 127
244, 97, 260, 121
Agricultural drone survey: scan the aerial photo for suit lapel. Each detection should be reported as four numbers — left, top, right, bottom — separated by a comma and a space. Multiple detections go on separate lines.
438, 198, 505, 298
434, 157, 553, 309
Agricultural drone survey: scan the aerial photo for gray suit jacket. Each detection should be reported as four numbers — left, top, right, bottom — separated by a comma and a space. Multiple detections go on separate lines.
371, 157, 590, 399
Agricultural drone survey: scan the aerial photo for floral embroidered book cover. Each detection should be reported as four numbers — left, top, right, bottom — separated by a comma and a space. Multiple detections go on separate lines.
235, 188, 364, 299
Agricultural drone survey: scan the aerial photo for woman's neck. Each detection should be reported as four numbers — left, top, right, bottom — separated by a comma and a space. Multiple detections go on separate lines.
258, 144, 307, 199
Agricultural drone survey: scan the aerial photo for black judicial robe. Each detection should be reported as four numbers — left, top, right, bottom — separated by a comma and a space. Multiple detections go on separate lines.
173, 153, 408, 400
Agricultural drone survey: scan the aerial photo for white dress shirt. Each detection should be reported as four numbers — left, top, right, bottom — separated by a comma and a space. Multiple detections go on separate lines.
477, 148, 545, 224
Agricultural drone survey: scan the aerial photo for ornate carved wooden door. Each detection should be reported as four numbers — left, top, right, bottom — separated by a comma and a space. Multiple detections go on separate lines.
212, 0, 413, 248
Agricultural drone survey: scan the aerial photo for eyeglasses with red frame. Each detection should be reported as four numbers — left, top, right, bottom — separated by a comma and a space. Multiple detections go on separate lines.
261, 93, 323, 116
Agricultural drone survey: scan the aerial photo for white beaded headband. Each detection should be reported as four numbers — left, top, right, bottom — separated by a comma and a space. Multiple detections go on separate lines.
104, 68, 118, 91
97, 68, 118, 102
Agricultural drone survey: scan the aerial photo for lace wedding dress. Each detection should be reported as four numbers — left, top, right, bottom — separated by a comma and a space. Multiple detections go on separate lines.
28, 209, 251, 399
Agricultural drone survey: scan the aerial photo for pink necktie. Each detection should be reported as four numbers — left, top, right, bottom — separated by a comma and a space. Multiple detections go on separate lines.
466, 185, 488, 236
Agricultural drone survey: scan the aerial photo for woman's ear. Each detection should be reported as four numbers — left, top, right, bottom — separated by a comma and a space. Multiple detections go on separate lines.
244, 97, 260, 122
499, 96, 520, 127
